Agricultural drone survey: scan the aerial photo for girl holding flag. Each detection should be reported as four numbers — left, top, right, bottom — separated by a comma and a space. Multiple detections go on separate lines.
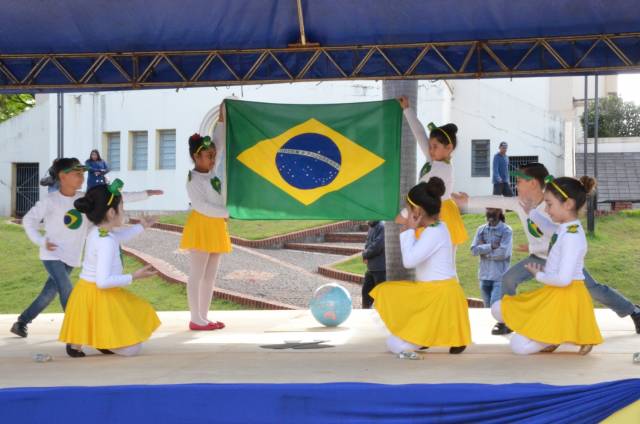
180, 102, 232, 331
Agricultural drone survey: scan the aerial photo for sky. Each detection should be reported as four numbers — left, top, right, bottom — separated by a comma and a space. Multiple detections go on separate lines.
617, 73, 640, 105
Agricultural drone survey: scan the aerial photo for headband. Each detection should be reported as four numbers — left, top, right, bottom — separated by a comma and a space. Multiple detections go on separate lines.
406, 194, 419, 209
510, 170, 534, 181
427, 122, 453, 146
544, 175, 569, 199
62, 164, 88, 173
194, 135, 213, 155
107, 178, 124, 206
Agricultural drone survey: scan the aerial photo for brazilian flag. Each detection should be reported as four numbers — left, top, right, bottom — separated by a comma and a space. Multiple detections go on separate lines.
226, 99, 401, 219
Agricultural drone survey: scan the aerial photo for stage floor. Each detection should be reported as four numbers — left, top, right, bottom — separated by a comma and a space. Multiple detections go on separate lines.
1, 309, 638, 388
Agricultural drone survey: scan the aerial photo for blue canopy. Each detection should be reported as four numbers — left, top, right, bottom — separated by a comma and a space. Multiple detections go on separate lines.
1, 0, 640, 92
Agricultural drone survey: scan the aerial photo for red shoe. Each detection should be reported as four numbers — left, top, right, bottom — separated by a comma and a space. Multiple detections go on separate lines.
189, 321, 217, 331
207, 321, 225, 330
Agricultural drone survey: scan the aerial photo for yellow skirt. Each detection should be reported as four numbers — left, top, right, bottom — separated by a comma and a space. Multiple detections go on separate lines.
502, 280, 603, 345
371, 278, 472, 347
441, 199, 468, 245
180, 210, 232, 253
59, 279, 161, 350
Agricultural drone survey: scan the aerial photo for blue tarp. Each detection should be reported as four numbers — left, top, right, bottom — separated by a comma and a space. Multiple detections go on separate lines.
1, 380, 639, 423
2, 1, 640, 53
1, 1, 639, 91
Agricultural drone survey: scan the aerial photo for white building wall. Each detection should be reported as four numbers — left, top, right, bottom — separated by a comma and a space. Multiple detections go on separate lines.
0, 94, 56, 216
412, 78, 565, 196
0, 78, 569, 214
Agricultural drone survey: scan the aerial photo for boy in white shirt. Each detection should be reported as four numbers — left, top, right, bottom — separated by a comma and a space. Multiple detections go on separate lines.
11, 158, 161, 338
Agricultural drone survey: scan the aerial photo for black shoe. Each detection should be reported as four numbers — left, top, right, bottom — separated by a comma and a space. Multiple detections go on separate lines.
66, 344, 85, 358
630, 306, 640, 334
419, 346, 429, 351
98, 349, 114, 355
449, 346, 466, 354
491, 322, 513, 335
10, 321, 27, 338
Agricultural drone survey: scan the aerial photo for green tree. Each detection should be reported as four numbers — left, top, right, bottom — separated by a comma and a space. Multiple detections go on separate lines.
581, 94, 640, 137
0, 94, 35, 123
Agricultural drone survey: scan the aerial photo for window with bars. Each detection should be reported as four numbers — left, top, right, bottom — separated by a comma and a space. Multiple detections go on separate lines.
131, 131, 148, 170
158, 130, 176, 170
471, 139, 490, 177
106, 132, 120, 171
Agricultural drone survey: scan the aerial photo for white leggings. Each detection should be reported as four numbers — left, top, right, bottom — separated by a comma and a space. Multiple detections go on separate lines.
188, 251, 222, 325
491, 300, 551, 355
386, 335, 420, 354
113, 343, 143, 357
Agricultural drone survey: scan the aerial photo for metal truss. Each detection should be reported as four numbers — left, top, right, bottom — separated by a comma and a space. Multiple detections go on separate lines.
1, 32, 640, 91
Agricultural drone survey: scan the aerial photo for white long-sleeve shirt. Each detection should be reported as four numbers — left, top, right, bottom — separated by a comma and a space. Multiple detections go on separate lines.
528, 211, 586, 287
22, 190, 149, 267
403, 108, 454, 200
79, 224, 145, 288
187, 123, 228, 218
399, 222, 457, 281
467, 196, 552, 259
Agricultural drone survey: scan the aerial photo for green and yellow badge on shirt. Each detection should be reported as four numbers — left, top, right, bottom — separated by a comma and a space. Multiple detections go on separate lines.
64, 209, 83, 230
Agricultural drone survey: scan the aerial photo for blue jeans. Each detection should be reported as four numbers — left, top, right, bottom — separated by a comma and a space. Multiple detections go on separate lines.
18, 260, 73, 324
480, 280, 502, 307
502, 255, 635, 317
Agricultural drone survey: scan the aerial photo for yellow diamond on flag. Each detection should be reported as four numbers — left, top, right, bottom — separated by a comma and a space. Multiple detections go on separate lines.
237, 118, 385, 205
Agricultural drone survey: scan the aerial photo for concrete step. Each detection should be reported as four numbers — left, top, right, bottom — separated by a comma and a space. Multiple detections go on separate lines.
324, 232, 367, 243
283, 242, 364, 256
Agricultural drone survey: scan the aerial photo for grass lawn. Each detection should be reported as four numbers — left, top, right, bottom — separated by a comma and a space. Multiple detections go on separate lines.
332, 211, 640, 304
0, 220, 245, 314
157, 212, 335, 240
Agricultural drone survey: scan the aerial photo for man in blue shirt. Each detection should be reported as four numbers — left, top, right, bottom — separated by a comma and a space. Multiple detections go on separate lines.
492, 141, 513, 196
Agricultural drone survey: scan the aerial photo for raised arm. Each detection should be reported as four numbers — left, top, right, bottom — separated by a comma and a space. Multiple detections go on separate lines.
467, 195, 520, 213
403, 107, 431, 161
529, 208, 558, 236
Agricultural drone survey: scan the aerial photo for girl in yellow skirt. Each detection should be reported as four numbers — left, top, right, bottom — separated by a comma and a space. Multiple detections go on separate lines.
59, 179, 161, 357
180, 103, 232, 331
370, 177, 471, 358
491, 175, 603, 355
398, 96, 467, 252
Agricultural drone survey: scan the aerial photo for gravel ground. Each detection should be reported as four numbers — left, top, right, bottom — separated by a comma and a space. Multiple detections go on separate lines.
124, 229, 363, 308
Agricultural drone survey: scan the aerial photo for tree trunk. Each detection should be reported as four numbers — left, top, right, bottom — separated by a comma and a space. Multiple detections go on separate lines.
382, 80, 418, 280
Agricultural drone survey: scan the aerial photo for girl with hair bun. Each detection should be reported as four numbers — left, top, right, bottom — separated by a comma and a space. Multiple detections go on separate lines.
180, 101, 231, 331
59, 180, 161, 357
370, 177, 471, 359
398, 96, 468, 251
492, 175, 603, 355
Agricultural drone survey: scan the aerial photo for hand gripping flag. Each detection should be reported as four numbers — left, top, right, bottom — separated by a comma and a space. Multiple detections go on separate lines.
226, 99, 401, 219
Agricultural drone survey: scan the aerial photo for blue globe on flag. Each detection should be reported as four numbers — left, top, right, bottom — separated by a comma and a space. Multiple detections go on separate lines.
309, 283, 352, 327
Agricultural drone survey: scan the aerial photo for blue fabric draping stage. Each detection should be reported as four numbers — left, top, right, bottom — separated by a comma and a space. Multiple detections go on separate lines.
1, 379, 639, 423
2, 1, 640, 91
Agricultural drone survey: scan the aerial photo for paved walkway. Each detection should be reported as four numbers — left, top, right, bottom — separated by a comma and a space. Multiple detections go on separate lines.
123, 229, 363, 308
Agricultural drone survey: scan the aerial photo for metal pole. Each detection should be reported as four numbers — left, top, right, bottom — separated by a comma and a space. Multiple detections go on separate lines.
57, 93, 64, 157
594, 75, 599, 182
587, 75, 599, 234
295, 0, 307, 45
583, 76, 588, 176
